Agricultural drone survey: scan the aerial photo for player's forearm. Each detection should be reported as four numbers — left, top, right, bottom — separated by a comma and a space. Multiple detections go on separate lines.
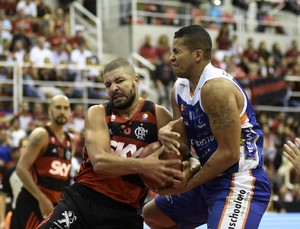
16, 168, 47, 201
187, 149, 239, 190
90, 151, 142, 177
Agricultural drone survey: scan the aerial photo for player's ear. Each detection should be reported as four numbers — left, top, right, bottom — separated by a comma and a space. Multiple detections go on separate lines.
194, 49, 203, 62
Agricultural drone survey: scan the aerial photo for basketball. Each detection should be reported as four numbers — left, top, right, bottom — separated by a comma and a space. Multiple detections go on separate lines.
138, 141, 189, 189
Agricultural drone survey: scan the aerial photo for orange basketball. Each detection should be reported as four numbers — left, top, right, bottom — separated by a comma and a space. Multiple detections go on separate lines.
138, 141, 188, 189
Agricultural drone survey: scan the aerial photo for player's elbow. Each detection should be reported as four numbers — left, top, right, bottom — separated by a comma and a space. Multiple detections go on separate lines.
224, 149, 240, 165
91, 155, 111, 176
230, 150, 240, 164
15, 164, 24, 179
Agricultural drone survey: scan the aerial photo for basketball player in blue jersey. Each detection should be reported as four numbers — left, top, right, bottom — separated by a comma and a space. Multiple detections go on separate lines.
283, 138, 300, 175
143, 25, 271, 229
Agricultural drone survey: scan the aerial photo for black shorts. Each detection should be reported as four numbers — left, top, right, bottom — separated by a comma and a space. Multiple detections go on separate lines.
11, 188, 44, 229
37, 183, 144, 229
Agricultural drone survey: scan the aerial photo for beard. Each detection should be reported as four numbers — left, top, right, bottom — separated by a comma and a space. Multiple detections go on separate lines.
54, 115, 68, 125
111, 83, 136, 110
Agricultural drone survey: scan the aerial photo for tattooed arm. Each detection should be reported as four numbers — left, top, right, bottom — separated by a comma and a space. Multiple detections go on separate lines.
16, 127, 54, 217
163, 78, 243, 194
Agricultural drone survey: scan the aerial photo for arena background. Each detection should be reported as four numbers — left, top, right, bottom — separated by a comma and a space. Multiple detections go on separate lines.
1, 0, 300, 228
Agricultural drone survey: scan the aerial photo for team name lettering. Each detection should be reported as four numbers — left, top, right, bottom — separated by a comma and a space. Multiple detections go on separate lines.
228, 189, 247, 229
191, 135, 214, 147
111, 140, 144, 158
49, 161, 71, 177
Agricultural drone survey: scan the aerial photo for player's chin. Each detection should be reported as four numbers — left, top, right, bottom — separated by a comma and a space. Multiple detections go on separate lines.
112, 98, 126, 108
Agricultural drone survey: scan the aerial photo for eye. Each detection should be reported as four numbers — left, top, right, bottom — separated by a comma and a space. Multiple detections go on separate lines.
116, 79, 124, 83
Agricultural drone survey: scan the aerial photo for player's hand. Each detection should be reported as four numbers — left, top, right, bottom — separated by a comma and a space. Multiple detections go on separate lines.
153, 160, 192, 195
158, 117, 183, 154
38, 197, 54, 218
141, 145, 182, 187
283, 138, 300, 175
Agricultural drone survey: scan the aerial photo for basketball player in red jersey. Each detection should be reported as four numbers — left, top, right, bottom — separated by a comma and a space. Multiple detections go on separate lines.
11, 94, 76, 229
37, 58, 183, 229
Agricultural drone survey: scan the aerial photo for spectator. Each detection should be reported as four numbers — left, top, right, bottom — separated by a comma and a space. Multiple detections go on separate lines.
7, 116, 27, 148
16, 0, 37, 18
70, 42, 92, 67
11, 39, 27, 65
139, 34, 157, 64
68, 25, 85, 50
48, 27, 68, 49
285, 39, 300, 69
17, 101, 33, 134
153, 51, 176, 111
12, 9, 35, 36
52, 43, 69, 65
0, 9, 12, 32
0, 0, 17, 16
66, 103, 85, 135
271, 42, 283, 69
29, 36, 53, 65
229, 34, 243, 59
215, 23, 232, 50
49, 7, 69, 37
9, 23, 32, 52
243, 37, 259, 63
0, 128, 12, 171
0, 20, 12, 47
257, 41, 270, 61
155, 34, 170, 62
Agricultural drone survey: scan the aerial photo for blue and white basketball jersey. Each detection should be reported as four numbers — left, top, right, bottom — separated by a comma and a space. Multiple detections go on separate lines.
174, 63, 264, 174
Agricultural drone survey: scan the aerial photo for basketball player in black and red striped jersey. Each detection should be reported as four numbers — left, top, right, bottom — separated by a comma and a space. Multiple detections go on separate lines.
37, 58, 183, 229
11, 95, 76, 229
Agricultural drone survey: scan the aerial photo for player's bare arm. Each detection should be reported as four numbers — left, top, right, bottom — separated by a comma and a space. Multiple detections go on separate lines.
16, 127, 54, 216
188, 78, 241, 186
85, 104, 181, 183
159, 79, 242, 195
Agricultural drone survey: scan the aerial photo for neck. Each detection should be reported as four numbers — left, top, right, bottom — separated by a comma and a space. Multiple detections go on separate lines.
116, 99, 141, 119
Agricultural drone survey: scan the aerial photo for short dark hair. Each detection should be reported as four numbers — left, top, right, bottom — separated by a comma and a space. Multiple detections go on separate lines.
174, 25, 212, 60
103, 58, 135, 76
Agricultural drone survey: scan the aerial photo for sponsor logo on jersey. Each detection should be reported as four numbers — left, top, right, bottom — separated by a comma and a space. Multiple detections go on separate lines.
111, 140, 144, 158
49, 160, 71, 177
228, 189, 248, 229
52, 211, 77, 229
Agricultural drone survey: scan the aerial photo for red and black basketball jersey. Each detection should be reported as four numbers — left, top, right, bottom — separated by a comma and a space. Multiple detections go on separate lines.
30, 126, 72, 204
75, 99, 158, 208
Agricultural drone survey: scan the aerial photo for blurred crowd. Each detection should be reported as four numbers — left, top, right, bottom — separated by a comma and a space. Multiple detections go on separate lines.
0, 0, 105, 112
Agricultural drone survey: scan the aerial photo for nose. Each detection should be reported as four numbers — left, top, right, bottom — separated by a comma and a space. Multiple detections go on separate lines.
110, 82, 119, 92
169, 53, 175, 62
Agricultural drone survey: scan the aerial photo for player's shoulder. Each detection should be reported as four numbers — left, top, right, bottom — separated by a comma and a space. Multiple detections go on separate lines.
28, 127, 49, 143
86, 104, 106, 117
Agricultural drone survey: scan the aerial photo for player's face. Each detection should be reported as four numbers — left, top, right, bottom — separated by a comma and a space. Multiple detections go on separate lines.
170, 38, 195, 79
104, 67, 138, 110
50, 99, 71, 125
